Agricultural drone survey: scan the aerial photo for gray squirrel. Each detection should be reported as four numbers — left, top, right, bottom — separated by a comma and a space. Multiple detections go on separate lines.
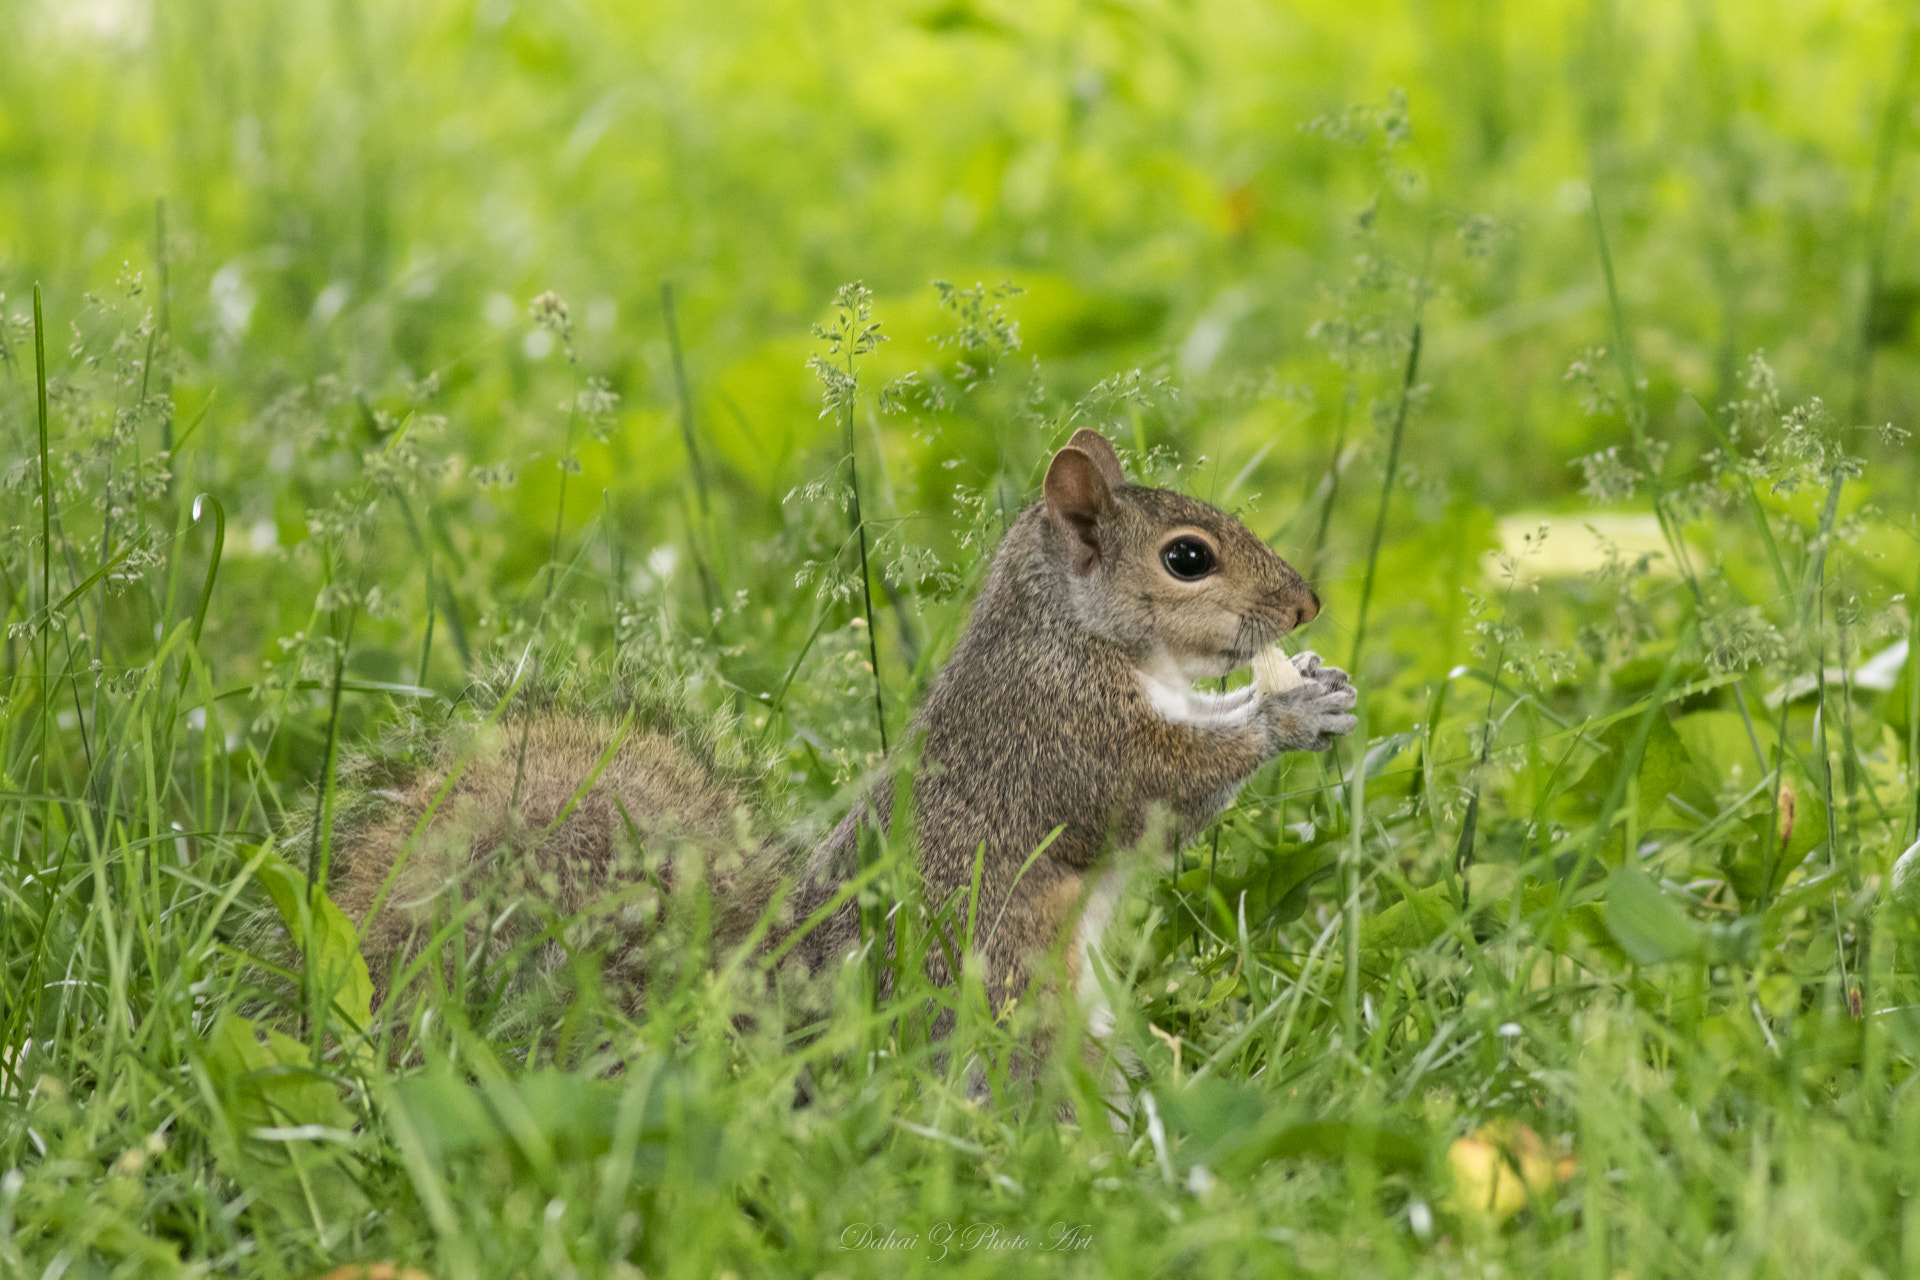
328, 428, 1356, 1027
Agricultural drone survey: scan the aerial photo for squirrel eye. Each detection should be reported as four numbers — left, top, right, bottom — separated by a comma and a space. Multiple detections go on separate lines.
1160, 536, 1217, 581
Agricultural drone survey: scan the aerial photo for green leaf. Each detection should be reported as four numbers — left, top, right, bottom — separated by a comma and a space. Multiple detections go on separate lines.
1723, 778, 1826, 905
254, 847, 375, 1035
1360, 882, 1457, 951
1668, 709, 1824, 905
203, 1014, 357, 1135
1704, 915, 1760, 965
1153, 1077, 1268, 1164
1347, 731, 1420, 799
1269, 855, 1339, 927
1559, 713, 1701, 852
1155, 1080, 1424, 1176
1202, 973, 1245, 1007
1886, 662, 1912, 737
1603, 866, 1705, 965
198, 1014, 365, 1224
1168, 842, 1337, 936
392, 1067, 725, 1186
1224, 1117, 1425, 1177
1610, 646, 1709, 696
1671, 710, 1776, 796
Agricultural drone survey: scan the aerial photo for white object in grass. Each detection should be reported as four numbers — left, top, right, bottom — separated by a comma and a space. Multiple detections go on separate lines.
1891, 838, 1920, 912
1252, 646, 1304, 695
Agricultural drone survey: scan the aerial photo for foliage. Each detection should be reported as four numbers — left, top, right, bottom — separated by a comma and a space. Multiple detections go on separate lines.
3, 1, 1920, 1276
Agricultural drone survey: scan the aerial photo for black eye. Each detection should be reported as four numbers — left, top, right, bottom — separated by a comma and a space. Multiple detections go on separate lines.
1161, 537, 1217, 581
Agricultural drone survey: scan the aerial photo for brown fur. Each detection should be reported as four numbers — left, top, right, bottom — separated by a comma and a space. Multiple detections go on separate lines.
336, 712, 781, 1007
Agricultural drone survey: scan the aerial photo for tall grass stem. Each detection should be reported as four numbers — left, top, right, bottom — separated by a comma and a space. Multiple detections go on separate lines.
1307, 385, 1351, 580
33, 285, 51, 819
1909, 554, 1920, 842
842, 351, 888, 755
662, 282, 722, 615
1347, 322, 1422, 673
1342, 690, 1368, 1052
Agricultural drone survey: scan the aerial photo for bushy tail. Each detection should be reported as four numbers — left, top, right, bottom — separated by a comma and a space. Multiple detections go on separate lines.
260, 657, 803, 1029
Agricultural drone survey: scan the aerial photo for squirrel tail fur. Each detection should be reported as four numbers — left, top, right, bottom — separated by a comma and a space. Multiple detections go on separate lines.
317, 701, 800, 1015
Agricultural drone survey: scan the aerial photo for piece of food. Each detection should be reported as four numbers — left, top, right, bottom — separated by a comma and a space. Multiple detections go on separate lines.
1252, 645, 1304, 694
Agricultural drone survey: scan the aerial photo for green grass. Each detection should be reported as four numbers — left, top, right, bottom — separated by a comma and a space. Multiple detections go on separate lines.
4, 2, 1920, 1276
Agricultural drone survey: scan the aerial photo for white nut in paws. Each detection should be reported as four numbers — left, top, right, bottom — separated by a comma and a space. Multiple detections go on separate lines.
1252, 646, 1304, 694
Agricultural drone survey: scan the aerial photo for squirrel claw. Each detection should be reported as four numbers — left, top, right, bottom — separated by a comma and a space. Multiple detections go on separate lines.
1263, 675, 1356, 712
1306, 660, 1351, 690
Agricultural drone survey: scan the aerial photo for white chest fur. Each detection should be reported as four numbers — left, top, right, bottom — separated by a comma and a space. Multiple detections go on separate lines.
1135, 652, 1258, 730
1072, 859, 1144, 1040
1068, 859, 1148, 1132
1134, 654, 1256, 829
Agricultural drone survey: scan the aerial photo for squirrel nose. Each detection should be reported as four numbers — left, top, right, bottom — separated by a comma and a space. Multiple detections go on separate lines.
1297, 589, 1321, 627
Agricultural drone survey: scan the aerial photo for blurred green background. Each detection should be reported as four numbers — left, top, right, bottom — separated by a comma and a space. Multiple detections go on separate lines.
3, 0, 1919, 774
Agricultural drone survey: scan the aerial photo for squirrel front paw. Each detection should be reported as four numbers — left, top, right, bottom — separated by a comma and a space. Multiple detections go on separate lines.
1257, 652, 1358, 753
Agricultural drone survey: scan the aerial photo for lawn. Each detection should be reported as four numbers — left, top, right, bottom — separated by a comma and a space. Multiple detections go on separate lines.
3, 2, 1920, 1276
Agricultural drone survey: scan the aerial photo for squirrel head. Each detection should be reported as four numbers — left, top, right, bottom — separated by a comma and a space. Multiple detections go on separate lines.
1041, 428, 1320, 680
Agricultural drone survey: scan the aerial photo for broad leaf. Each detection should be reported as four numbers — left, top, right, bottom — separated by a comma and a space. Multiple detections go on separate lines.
1603, 867, 1704, 965
255, 847, 375, 1035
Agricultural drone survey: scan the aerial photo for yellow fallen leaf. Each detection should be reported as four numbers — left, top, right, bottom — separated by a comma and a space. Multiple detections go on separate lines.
1446, 1121, 1576, 1223
1448, 1134, 1528, 1221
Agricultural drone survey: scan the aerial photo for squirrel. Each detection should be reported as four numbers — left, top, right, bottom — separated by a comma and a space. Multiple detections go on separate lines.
325, 427, 1356, 1031
789, 428, 1353, 1029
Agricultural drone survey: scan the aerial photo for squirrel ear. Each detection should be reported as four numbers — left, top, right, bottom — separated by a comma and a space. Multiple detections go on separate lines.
1065, 428, 1126, 489
1044, 445, 1114, 574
